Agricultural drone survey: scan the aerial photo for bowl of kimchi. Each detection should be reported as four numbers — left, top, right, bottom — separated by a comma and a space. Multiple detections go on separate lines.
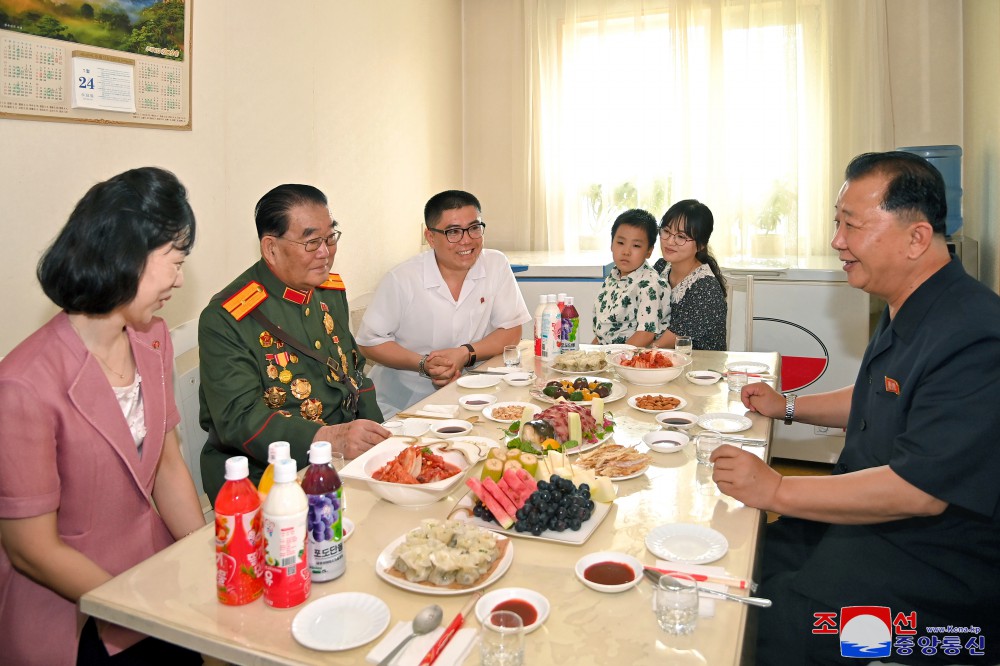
348, 440, 472, 506
607, 349, 692, 386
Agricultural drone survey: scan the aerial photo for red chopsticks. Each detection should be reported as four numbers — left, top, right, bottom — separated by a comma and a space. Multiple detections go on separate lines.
418, 591, 482, 666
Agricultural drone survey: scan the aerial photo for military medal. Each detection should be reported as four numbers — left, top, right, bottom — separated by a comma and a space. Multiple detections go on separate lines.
300, 398, 324, 423
267, 363, 279, 380
289, 353, 299, 364
275, 351, 292, 383
259, 331, 274, 348
290, 377, 312, 400
323, 312, 334, 335
263, 386, 287, 408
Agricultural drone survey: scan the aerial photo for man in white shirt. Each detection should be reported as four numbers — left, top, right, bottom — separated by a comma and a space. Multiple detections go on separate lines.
357, 190, 532, 417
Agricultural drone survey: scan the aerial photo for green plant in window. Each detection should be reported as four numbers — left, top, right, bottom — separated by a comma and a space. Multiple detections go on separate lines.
756, 181, 796, 233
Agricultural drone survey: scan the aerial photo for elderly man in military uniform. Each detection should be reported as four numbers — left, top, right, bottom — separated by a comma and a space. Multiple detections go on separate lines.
198, 184, 388, 500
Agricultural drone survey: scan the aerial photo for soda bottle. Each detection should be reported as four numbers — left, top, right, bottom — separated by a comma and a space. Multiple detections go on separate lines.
262, 459, 310, 608
541, 294, 561, 361
257, 441, 291, 501
215, 456, 264, 605
301, 441, 346, 582
561, 296, 580, 352
533, 294, 547, 357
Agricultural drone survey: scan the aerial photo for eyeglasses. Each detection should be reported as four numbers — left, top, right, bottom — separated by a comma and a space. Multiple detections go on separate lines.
271, 230, 342, 252
659, 230, 694, 245
428, 222, 487, 243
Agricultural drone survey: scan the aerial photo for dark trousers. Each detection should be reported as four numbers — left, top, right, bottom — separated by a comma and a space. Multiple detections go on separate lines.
77, 618, 203, 666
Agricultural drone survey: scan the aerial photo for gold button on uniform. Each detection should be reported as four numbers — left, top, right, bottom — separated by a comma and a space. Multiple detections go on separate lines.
305, 307, 310, 316
314, 340, 321, 349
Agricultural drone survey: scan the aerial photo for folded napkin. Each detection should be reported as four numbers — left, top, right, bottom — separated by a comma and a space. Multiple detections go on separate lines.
653, 560, 728, 617
365, 620, 478, 666
415, 404, 460, 418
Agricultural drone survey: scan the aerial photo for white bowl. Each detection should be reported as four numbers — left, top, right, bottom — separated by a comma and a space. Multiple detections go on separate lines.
654, 411, 698, 430
608, 350, 692, 385
642, 430, 689, 453
475, 587, 550, 634
400, 419, 432, 437
574, 551, 643, 593
686, 370, 722, 385
428, 419, 474, 438
458, 393, 498, 411
502, 372, 534, 388
351, 440, 472, 506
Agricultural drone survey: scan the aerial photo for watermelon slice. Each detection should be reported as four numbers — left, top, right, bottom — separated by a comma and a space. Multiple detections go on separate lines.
515, 468, 538, 494
465, 478, 514, 528
481, 477, 518, 518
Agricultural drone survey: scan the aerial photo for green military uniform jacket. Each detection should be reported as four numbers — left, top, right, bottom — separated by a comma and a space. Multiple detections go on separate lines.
198, 259, 382, 499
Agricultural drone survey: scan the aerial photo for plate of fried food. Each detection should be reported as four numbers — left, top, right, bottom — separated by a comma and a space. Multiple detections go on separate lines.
574, 443, 653, 481
626, 392, 687, 414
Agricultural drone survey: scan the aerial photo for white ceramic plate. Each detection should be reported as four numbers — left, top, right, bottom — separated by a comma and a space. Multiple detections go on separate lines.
548, 363, 608, 375
483, 401, 540, 424
291, 592, 390, 651
375, 532, 513, 596
450, 490, 614, 546
530, 378, 627, 406
574, 551, 643, 593
399, 419, 432, 437
475, 587, 550, 634
627, 393, 687, 414
696, 413, 753, 433
645, 524, 729, 565
457, 374, 503, 389
607, 464, 649, 482
725, 361, 771, 374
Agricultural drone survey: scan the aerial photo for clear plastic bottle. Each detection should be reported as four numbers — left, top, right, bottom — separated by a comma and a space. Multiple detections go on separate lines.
262, 458, 310, 608
541, 294, 562, 361
533, 294, 547, 357
301, 441, 346, 582
215, 456, 264, 605
561, 296, 580, 352
257, 441, 291, 501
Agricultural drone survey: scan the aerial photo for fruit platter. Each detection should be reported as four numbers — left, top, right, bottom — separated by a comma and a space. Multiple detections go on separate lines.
530, 377, 626, 405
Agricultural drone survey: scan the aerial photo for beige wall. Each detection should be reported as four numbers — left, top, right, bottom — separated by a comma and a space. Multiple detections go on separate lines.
962, 0, 1000, 291
0, 0, 463, 355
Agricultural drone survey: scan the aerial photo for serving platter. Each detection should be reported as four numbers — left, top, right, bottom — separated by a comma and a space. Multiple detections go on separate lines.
375, 532, 513, 596
450, 490, 613, 546
529, 377, 627, 406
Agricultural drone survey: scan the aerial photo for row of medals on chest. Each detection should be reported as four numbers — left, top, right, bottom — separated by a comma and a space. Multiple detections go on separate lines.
260, 310, 348, 413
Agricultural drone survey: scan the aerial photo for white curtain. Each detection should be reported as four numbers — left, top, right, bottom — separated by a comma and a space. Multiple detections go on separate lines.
522, 0, 893, 262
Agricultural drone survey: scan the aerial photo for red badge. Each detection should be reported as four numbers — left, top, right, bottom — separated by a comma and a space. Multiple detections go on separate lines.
152, 340, 160, 349
480, 297, 485, 304
884, 377, 900, 395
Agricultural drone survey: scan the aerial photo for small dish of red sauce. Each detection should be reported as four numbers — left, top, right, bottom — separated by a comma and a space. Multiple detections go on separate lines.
575, 551, 643, 593
475, 587, 550, 633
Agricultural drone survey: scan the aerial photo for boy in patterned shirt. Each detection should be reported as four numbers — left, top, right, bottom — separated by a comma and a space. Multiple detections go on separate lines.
592, 209, 670, 345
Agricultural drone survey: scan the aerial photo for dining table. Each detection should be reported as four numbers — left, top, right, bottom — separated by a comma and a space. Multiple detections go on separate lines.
81, 344, 780, 665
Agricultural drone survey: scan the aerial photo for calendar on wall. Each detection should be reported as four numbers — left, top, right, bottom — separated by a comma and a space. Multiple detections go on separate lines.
0, 0, 192, 130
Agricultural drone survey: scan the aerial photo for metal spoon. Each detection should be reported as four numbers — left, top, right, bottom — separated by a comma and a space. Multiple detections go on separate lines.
644, 569, 772, 608
377, 604, 443, 666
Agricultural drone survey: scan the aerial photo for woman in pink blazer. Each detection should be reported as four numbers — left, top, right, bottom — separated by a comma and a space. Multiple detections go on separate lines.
0, 168, 206, 665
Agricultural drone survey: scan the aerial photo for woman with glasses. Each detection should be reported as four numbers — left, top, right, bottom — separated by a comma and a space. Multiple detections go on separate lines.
651, 199, 728, 351
0, 168, 206, 664
357, 190, 531, 417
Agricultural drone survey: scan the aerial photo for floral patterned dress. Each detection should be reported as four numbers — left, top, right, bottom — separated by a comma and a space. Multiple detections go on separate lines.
657, 263, 727, 351
592, 263, 669, 344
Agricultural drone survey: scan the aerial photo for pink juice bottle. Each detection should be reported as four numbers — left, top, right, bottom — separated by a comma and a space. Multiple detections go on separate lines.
301, 441, 346, 582
262, 459, 311, 608
215, 456, 264, 605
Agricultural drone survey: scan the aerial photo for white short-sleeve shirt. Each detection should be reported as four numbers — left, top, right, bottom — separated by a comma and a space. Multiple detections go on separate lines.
357, 249, 531, 416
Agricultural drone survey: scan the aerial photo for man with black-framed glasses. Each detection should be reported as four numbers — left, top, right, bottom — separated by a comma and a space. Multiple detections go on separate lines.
357, 190, 531, 417
198, 184, 388, 501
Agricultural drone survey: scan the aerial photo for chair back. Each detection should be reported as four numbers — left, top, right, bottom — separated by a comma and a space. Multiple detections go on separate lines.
170, 319, 207, 499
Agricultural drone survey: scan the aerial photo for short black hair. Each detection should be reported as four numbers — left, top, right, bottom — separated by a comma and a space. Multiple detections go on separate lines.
424, 190, 481, 228
845, 151, 947, 234
255, 184, 331, 239
611, 209, 657, 248
37, 167, 195, 315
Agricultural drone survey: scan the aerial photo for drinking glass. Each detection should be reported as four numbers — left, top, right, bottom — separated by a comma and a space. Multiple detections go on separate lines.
726, 369, 748, 392
655, 574, 699, 635
330, 451, 345, 471
382, 420, 403, 436
674, 336, 693, 356
695, 432, 724, 466
480, 610, 524, 666
503, 345, 522, 368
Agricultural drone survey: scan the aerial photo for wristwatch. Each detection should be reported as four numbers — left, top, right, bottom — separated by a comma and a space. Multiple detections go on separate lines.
417, 354, 431, 378
784, 393, 797, 425
462, 343, 477, 368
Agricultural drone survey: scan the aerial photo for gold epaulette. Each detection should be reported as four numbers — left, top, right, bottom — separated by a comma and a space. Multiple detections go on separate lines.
222, 281, 268, 321
318, 273, 346, 291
